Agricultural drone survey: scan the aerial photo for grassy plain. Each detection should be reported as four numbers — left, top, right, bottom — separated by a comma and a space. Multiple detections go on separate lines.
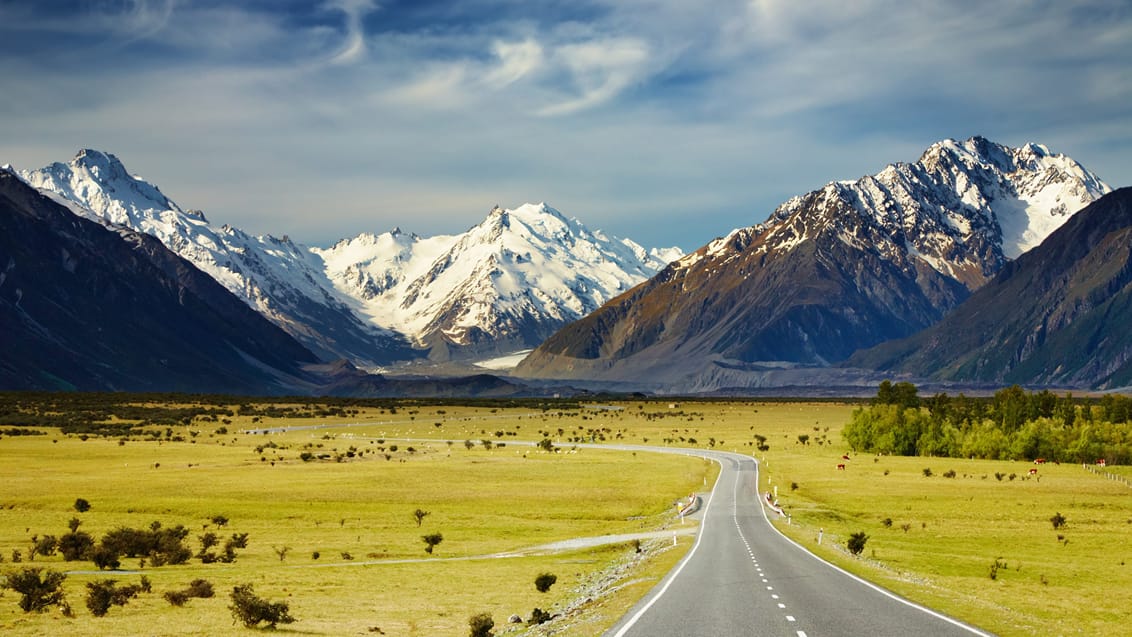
2, 399, 1130, 636
0, 403, 712, 636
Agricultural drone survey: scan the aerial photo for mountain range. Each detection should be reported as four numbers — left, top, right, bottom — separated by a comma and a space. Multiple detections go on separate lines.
515, 137, 1112, 391
3, 137, 1124, 395
18, 150, 680, 367
849, 187, 1132, 390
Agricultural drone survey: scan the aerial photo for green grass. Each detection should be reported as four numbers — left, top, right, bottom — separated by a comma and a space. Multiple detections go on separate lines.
0, 405, 713, 635
3, 398, 1130, 636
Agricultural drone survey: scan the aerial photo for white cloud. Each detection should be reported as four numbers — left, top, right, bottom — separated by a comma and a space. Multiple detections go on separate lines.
323, 0, 378, 65
484, 39, 544, 88
539, 38, 652, 116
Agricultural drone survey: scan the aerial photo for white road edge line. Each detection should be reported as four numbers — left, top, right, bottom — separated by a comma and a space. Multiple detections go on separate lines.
609, 454, 732, 637
753, 457, 994, 637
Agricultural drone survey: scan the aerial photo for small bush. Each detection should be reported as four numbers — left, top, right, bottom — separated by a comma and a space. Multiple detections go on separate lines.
989, 557, 1006, 580
85, 579, 142, 617
91, 546, 121, 571
73, 498, 92, 513
2, 567, 69, 613
847, 532, 869, 556
228, 584, 295, 628
166, 577, 215, 606
881, 517, 893, 528
528, 607, 552, 625
943, 469, 957, 478
422, 533, 443, 555
534, 572, 557, 593
468, 612, 494, 637
1050, 512, 1067, 530
922, 468, 933, 477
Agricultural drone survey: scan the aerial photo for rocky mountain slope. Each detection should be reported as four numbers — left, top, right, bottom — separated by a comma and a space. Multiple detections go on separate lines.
0, 168, 321, 393
848, 188, 1132, 389
515, 137, 1111, 391
19, 151, 679, 365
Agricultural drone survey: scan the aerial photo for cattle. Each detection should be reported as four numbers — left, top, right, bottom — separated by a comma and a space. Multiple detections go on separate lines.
1097, 458, 1107, 467
1028, 468, 1038, 475
837, 463, 846, 470
841, 454, 851, 461
1034, 458, 1046, 464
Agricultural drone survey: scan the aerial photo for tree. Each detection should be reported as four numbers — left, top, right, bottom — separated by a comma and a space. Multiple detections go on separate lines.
422, 533, 444, 554
847, 532, 869, 556
413, 508, 431, 528
2, 567, 69, 613
534, 573, 557, 593
228, 584, 295, 628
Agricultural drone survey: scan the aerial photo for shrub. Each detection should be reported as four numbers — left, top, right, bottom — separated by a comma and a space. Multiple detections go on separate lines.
922, 468, 933, 477
534, 572, 557, 593
228, 584, 295, 628
91, 546, 121, 571
58, 530, 95, 561
413, 508, 430, 527
2, 567, 69, 613
422, 533, 444, 554
100, 523, 192, 566
74, 498, 92, 513
881, 517, 893, 528
165, 578, 214, 606
468, 612, 494, 637
85, 579, 142, 617
528, 607, 552, 625
847, 532, 869, 556
1050, 512, 1067, 530
989, 557, 1007, 580
943, 469, 957, 478
32, 535, 58, 558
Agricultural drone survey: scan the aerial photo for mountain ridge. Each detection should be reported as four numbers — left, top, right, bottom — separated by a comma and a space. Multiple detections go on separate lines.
17, 152, 681, 366
0, 168, 321, 393
515, 136, 1112, 391
847, 187, 1132, 389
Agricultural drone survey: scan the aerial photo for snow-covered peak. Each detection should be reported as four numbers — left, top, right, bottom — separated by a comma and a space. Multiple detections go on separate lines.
20, 149, 193, 227
317, 202, 684, 350
749, 136, 1111, 271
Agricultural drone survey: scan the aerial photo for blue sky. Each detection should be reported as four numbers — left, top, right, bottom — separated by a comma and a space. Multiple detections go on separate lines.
1, 1, 1129, 251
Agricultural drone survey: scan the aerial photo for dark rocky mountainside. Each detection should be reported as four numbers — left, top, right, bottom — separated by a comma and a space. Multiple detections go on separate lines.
515, 137, 1110, 391
848, 188, 1132, 389
0, 169, 320, 393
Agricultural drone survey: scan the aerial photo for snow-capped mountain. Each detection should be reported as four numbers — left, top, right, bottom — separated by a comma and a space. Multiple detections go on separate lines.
850, 187, 1132, 390
17, 150, 681, 364
0, 167, 320, 393
19, 149, 410, 366
517, 136, 1112, 391
314, 203, 681, 358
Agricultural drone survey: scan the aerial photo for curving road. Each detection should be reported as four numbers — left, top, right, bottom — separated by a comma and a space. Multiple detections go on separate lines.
605, 449, 992, 637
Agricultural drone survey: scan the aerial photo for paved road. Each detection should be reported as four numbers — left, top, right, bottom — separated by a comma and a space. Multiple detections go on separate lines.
605, 449, 992, 637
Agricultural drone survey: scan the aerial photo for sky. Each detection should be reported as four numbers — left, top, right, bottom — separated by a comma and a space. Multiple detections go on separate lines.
1, 1, 1129, 251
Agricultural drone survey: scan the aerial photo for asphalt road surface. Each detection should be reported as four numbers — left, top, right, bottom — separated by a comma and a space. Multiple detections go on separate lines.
605, 449, 993, 637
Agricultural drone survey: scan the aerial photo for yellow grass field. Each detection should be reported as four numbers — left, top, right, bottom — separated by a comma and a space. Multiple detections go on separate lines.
2, 399, 1130, 636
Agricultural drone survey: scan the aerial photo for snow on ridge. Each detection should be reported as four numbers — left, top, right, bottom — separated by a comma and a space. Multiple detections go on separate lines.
18, 147, 683, 356
317, 201, 685, 346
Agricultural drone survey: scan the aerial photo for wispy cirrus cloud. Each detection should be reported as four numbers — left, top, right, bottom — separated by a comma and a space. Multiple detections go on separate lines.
323, 0, 378, 65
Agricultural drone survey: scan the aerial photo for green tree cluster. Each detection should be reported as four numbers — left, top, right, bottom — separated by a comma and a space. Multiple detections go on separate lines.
845, 384, 1132, 464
